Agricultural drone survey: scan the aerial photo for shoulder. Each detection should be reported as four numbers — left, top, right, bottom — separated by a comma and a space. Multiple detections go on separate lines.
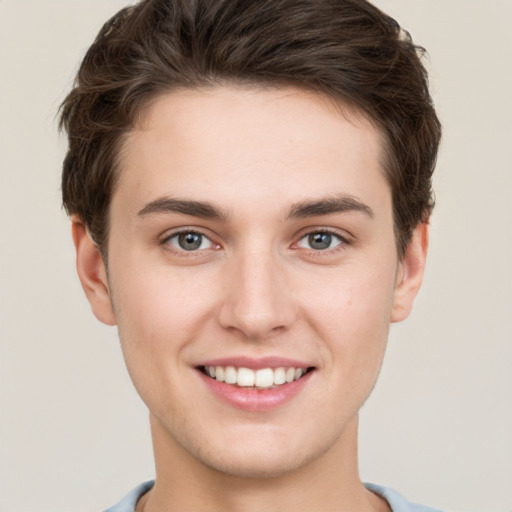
102, 481, 155, 512
365, 483, 445, 512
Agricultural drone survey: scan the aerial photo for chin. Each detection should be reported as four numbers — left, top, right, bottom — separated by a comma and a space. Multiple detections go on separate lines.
200, 449, 312, 479
188, 426, 338, 480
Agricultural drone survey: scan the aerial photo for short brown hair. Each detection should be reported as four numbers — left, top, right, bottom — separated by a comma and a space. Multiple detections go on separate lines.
60, 0, 441, 257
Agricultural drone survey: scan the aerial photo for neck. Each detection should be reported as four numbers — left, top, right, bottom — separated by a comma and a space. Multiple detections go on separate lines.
141, 414, 389, 512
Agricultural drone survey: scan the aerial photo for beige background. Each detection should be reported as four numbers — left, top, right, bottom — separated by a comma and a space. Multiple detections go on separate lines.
1, 1, 511, 511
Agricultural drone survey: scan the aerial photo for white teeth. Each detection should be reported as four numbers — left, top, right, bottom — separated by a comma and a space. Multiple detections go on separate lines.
255, 368, 274, 388
215, 366, 225, 382
224, 366, 237, 384
204, 365, 309, 388
273, 367, 286, 385
237, 367, 255, 387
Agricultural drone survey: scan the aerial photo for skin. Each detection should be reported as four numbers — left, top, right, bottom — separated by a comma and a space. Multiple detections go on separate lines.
73, 86, 428, 512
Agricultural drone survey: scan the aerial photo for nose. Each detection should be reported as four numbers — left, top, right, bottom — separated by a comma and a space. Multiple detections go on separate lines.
217, 247, 297, 341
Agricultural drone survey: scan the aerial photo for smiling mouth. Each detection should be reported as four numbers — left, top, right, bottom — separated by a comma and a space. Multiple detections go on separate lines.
199, 365, 314, 389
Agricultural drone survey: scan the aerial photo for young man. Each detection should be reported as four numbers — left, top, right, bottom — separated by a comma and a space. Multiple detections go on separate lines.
60, 0, 442, 511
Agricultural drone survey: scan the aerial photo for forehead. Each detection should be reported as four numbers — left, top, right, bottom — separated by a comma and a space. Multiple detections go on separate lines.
113, 86, 389, 217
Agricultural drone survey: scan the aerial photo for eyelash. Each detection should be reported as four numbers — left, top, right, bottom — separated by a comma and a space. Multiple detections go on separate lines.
295, 229, 350, 253
160, 229, 219, 257
160, 228, 351, 257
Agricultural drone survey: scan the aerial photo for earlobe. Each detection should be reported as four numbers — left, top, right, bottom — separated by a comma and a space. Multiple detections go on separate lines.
391, 223, 429, 323
71, 218, 117, 326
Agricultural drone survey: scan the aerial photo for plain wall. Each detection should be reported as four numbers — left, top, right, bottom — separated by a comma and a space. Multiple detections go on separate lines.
1, 1, 511, 511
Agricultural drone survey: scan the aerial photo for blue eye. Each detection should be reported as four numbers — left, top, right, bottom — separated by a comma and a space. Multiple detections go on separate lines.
166, 232, 214, 251
297, 231, 343, 251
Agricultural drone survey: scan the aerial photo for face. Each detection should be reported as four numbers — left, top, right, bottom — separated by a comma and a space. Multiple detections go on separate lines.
76, 86, 426, 479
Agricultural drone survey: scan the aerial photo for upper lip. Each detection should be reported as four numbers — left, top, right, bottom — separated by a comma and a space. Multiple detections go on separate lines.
195, 356, 314, 370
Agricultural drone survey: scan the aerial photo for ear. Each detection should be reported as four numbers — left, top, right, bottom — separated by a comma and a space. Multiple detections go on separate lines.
391, 223, 429, 323
71, 218, 117, 326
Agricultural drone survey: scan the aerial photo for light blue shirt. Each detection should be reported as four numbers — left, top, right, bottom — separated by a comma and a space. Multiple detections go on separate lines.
103, 480, 445, 512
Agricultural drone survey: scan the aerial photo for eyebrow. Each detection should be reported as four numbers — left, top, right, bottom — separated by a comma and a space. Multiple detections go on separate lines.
137, 197, 228, 221
286, 195, 374, 219
137, 194, 373, 222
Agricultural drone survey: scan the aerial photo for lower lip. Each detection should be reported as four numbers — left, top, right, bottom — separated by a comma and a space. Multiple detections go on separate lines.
197, 370, 313, 412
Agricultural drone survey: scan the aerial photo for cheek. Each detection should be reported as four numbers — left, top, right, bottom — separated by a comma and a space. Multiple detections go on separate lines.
108, 268, 211, 389
112, 263, 216, 339
304, 262, 395, 328
111, 282, 196, 423
300, 264, 396, 372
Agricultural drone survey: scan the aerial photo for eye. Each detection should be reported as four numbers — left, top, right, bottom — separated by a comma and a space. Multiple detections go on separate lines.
296, 231, 344, 251
165, 231, 214, 251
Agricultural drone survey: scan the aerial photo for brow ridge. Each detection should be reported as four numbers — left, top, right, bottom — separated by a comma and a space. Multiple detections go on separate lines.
287, 195, 374, 219
137, 197, 228, 221
137, 194, 373, 222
